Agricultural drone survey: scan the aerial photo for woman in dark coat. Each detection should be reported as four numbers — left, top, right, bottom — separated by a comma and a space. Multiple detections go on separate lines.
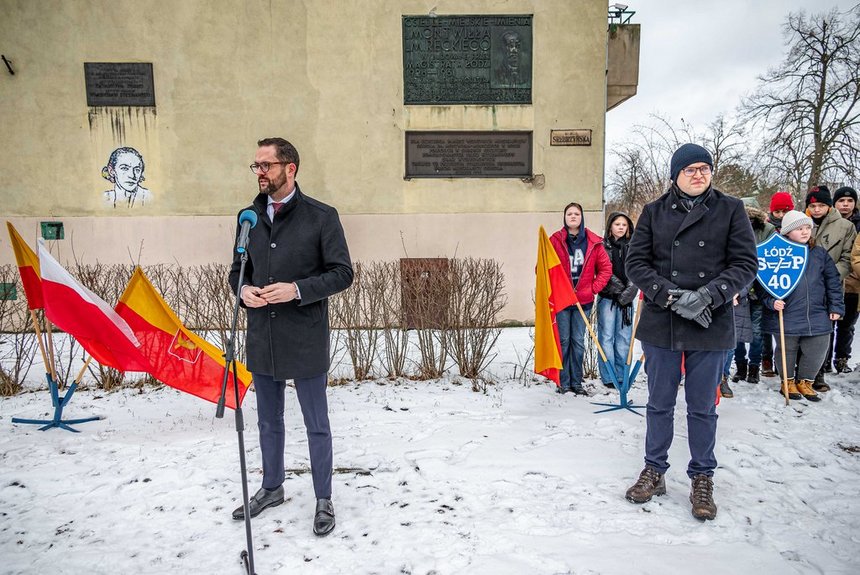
596, 212, 638, 388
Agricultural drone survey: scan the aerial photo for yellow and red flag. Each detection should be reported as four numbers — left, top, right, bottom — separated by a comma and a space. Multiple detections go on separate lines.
115, 267, 252, 408
6, 222, 43, 309
534, 226, 578, 384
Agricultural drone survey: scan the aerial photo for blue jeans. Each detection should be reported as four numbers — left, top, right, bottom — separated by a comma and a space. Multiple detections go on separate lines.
596, 297, 633, 387
722, 349, 733, 377
556, 303, 592, 390
734, 300, 764, 366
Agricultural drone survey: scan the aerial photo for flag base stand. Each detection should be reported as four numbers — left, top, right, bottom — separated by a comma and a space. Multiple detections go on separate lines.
591, 357, 645, 416
11, 373, 102, 432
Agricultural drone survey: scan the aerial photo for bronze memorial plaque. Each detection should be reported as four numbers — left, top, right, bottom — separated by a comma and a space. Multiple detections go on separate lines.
84, 63, 156, 107
405, 131, 532, 178
402, 15, 532, 105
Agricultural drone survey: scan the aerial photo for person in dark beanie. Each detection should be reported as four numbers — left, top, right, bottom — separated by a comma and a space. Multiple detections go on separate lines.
832, 186, 860, 373
624, 143, 757, 521
761, 191, 795, 377
804, 185, 857, 390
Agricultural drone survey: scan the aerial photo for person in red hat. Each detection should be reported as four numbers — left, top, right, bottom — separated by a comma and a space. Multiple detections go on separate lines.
761, 191, 796, 377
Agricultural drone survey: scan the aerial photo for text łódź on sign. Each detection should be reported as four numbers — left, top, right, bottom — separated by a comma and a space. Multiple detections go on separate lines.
756, 234, 808, 300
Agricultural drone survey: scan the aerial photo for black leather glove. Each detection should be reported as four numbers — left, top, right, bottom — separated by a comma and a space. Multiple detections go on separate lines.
617, 283, 638, 307
692, 306, 713, 328
599, 275, 626, 298
668, 287, 714, 326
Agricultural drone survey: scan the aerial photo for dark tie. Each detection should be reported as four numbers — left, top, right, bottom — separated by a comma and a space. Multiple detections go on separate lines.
272, 202, 284, 215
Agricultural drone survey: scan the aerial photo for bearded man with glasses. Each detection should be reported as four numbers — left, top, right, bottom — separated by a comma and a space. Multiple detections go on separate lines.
623, 143, 758, 520
228, 137, 353, 536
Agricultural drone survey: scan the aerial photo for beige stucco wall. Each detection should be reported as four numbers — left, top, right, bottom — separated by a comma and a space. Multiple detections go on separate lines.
0, 0, 609, 321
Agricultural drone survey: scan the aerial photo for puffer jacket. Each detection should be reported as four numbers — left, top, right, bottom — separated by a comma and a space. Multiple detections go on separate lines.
761, 245, 845, 336
550, 225, 612, 306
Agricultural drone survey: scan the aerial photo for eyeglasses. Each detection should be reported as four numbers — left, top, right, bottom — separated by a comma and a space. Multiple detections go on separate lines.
681, 165, 712, 177
250, 161, 288, 174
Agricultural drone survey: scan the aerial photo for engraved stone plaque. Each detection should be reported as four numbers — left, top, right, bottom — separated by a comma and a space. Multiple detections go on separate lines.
402, 15, 532, 105
405, 131, 532, 178
84, 63, 155, 107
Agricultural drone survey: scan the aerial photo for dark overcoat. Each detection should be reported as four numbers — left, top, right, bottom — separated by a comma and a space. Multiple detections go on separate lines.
228, 184, 353, 379
625, 186, 758, 350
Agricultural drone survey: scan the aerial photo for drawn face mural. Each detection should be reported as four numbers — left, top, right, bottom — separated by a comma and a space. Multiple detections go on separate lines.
102, 147, 151, 208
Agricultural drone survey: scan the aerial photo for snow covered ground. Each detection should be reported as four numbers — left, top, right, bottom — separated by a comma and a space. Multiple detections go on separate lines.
1, 328, 859, 574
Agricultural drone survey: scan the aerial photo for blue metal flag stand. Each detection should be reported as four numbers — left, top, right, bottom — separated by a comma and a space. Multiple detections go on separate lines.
592, 300, 646, 415
12, 358, 101, 432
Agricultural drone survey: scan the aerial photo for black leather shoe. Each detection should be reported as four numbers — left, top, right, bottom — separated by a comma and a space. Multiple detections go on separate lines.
232, 485, 285, 520
313, 498, 336, 536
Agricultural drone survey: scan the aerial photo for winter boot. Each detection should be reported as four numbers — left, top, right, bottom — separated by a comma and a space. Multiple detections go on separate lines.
690, 474, 717, 520
812, 370, 830, 392
625, 466, 666, 504
761, 358, 776, 377
719, 375, 733, 398
778, 378, 802, 400
731, 361, 748, 383
796, 379, 822, 402
747, 364, 760, 384
834, 358, 853, 374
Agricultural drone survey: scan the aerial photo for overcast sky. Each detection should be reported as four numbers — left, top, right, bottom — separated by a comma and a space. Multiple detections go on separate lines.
605, 0, 859, 153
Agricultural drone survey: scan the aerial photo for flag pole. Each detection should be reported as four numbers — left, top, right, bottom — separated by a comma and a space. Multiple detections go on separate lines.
28, 309, 50, 376
778, 308, 790, 405
575, 301, 620, 385
44, 318, 59, 385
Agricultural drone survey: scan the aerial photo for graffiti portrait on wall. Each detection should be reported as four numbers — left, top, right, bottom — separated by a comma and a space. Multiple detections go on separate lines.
102, 147, 152, 208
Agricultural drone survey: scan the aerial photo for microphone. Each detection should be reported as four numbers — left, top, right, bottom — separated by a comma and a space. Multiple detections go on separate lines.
236, 209, 258, 254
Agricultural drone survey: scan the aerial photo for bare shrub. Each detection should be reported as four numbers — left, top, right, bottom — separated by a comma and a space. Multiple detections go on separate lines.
0, 268, 37, 395
379, 261, 409, 378
447, 258, 507, 386
331, 262, 384, 380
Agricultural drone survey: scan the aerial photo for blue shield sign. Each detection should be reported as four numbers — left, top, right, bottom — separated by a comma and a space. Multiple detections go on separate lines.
757, 234, 808, 300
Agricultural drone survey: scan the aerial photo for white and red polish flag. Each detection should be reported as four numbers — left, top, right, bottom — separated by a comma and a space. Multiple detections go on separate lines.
37, 239, 152, 372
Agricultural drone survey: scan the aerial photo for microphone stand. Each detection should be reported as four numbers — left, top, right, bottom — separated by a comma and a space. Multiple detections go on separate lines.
216, 249, 257, 575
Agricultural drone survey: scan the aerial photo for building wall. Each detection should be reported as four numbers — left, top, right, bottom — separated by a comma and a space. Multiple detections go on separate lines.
0, 0, 608, 321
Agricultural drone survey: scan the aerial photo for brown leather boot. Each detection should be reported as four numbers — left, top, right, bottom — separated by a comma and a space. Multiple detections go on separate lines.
796, 379, 822, 402
778, 378, 802, 400
761, 358, 775, 377
625, 466, 666, 504
690, 474, 717, 520
719, 375, 733, 398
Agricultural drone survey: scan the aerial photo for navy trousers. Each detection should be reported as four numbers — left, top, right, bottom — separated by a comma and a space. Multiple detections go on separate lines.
642, 344, 723, 478
252, 372, 332, 499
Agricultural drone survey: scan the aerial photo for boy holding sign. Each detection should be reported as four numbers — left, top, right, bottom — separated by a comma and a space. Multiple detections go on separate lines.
760, 211, 844, 402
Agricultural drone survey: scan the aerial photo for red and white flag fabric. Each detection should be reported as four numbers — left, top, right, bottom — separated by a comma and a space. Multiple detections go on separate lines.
37, 240, 152, 372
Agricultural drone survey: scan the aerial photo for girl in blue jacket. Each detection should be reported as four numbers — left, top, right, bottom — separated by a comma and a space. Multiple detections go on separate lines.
761, 210, 844, 401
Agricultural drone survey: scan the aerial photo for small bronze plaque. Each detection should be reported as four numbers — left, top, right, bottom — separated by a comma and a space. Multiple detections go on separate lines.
405, 131, 532, 178
550, 129, 592, 146
85, 63, 155, 107
402, 15, 532, 105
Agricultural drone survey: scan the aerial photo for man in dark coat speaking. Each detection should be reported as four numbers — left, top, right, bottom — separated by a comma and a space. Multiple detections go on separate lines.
228, 137, 353, 536
623, 143, 757, 520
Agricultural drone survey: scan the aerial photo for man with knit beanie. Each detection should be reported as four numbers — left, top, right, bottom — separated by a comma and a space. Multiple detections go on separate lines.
805, 185, 857, 390
832, 186, 860, 373
624, 143, 757, 521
